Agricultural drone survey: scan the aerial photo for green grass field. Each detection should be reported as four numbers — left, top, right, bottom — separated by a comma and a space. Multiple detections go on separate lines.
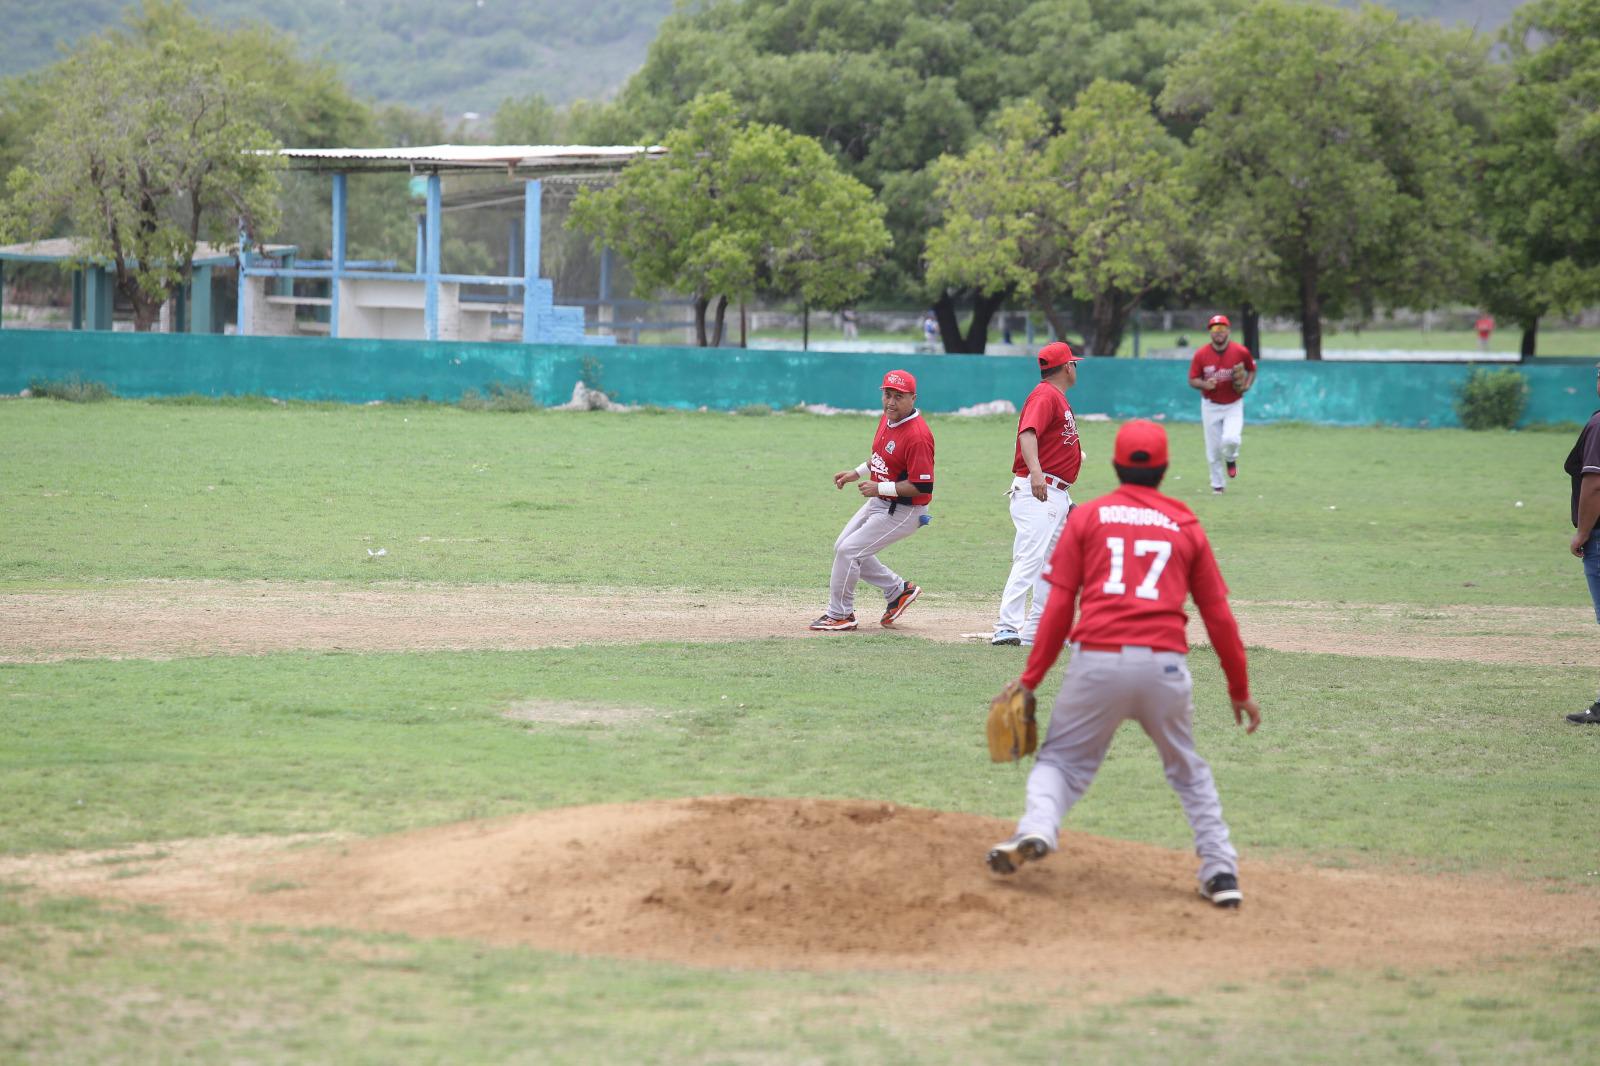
2, 399, 1597, 1063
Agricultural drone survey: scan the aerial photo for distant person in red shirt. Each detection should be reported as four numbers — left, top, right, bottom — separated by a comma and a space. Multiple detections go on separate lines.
1188, 314, 1256, 495
811, 369, 933, 632
1475, 314, 1495, 353
985, 419, 1262, 908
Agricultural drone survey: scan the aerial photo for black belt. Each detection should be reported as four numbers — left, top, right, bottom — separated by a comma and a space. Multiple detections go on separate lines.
887, 497, 915, 514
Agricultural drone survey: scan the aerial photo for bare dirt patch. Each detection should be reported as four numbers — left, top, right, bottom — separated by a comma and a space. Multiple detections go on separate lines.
0, 581, 1588, 665
2, 798, 1593, 986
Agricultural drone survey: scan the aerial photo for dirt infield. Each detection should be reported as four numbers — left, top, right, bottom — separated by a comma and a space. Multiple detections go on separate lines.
1, 580, 1590, 664
3, 797, 1594, 984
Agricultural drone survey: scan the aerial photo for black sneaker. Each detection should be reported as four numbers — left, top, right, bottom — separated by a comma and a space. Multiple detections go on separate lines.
1567, 701, 1600, 724
1199, 872, 1242, 908
1226, 460, 1238, 479
986, 833, 1050, 875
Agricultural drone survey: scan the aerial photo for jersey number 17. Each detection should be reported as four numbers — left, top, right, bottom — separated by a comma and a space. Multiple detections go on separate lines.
1101, 537, 1172, 600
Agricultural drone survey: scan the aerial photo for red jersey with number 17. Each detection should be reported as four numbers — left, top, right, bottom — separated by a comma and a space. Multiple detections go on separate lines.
870, 410, 935, 505
1022, 482, 1249, 699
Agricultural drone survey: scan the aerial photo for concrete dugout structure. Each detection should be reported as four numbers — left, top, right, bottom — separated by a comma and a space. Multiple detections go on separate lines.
0, 238, 293, 334
238, 144, 663, 345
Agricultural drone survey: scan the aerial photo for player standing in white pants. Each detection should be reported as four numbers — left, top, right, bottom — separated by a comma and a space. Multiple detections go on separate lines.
994, 342, 1084, 647
811, 369, 934, 632
1188, 314, 1256, 495
985, 419, 1261, 907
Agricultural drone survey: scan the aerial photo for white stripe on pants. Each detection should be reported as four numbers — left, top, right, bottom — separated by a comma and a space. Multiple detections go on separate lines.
827, 498, 923, 618
996, 479, 1072, 641
1016, 645, 1238, 884
1200, 397, 1244, 490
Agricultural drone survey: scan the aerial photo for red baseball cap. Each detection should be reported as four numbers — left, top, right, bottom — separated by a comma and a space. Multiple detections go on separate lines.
1037, 341, 1082, 370
881, 369, 916, 394
1207, 314, 1230, 329
1113, 419, 1169, 469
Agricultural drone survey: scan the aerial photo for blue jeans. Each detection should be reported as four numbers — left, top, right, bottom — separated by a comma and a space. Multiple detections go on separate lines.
1584, 526, 1600, 625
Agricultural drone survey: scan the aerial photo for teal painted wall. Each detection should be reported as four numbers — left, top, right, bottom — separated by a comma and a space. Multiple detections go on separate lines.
3, 330, 1595, 428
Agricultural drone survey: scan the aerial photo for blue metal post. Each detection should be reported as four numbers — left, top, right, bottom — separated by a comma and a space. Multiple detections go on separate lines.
520, 179, 541, 343
415, 215, 425, 274
237, 225, 254, 336
331, 173, 346, 339
85, 267, 114, 330
191, 266, 213, 334
425, 173, 442, 341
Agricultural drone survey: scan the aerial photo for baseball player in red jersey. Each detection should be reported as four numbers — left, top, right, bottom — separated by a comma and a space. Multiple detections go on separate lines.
985, 419, 1261, 908
1188, 314, 1256, 494
811, 369, 933, 631
993, 342, 1084, 647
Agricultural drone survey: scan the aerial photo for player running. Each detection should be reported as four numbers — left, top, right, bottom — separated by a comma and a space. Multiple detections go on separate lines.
1188, 314, 1256, 494
811, 369, 933, 632
985, 419, 1261, 908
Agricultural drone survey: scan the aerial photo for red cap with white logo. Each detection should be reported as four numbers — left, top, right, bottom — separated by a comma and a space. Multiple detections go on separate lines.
881, 369, 916, 394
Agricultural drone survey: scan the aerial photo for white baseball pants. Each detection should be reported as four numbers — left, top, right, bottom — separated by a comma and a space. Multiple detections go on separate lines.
827, 498, 924, 619
1200, 398, 1245, 490
996, 478, 1072, 641
1015, 644, 1239, 884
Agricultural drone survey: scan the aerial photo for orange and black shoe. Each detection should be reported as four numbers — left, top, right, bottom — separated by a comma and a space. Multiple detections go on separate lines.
881, 582, 921, 627
809, 613, 858, 631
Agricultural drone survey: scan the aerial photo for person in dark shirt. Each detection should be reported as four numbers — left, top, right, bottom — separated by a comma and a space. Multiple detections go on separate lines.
1564, 362, 1600, 724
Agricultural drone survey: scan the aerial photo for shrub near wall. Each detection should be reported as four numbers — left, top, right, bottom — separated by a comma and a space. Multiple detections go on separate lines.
1455, 368, 1529, 430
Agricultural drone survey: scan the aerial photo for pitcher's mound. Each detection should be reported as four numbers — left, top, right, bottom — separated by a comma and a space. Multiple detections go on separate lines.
13, 797, 1597, 979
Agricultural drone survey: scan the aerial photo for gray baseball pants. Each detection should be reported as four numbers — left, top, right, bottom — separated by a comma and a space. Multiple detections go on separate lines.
827, 498, 923, 619
1015, 644, 1239, 884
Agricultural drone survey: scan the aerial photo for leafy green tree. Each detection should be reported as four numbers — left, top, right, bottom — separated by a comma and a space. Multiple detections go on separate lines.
1161, 1, 1487, 359
927, 83, 1192, 355
1, 2, 282, 331
1477, 0, 1600, 358
493, 92, 567, 144
570, 93, 890, 346
598, 0, 1242, 351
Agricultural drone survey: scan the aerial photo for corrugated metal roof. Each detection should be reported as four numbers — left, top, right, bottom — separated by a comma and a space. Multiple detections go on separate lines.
0, 238, 293, 265
271, 144, 665, 174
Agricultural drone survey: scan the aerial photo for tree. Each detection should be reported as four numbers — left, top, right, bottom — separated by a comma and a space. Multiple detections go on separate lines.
492, 92, 567, 145
569, 93, 890, 346
1477, 0, 1600, 358
927, 83, 1192, 356
1161, 1, 1487, 359
0, 1, 299, 331
594, 0, 1243, 351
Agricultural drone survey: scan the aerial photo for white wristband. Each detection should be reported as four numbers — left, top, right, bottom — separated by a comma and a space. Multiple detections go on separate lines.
877, 480, 898, 497
855, 462, 870, 478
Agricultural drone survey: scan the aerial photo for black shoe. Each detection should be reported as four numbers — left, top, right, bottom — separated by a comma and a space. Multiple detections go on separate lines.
1226, 460, 1237, 479
986, 833, 1050, 875
1199, 872, 1242, 908
1567, 700, 1600, 724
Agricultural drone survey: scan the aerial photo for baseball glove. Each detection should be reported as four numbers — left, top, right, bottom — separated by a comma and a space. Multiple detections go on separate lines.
986, 681, 1038, 763
1231, 363, 1249, 388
